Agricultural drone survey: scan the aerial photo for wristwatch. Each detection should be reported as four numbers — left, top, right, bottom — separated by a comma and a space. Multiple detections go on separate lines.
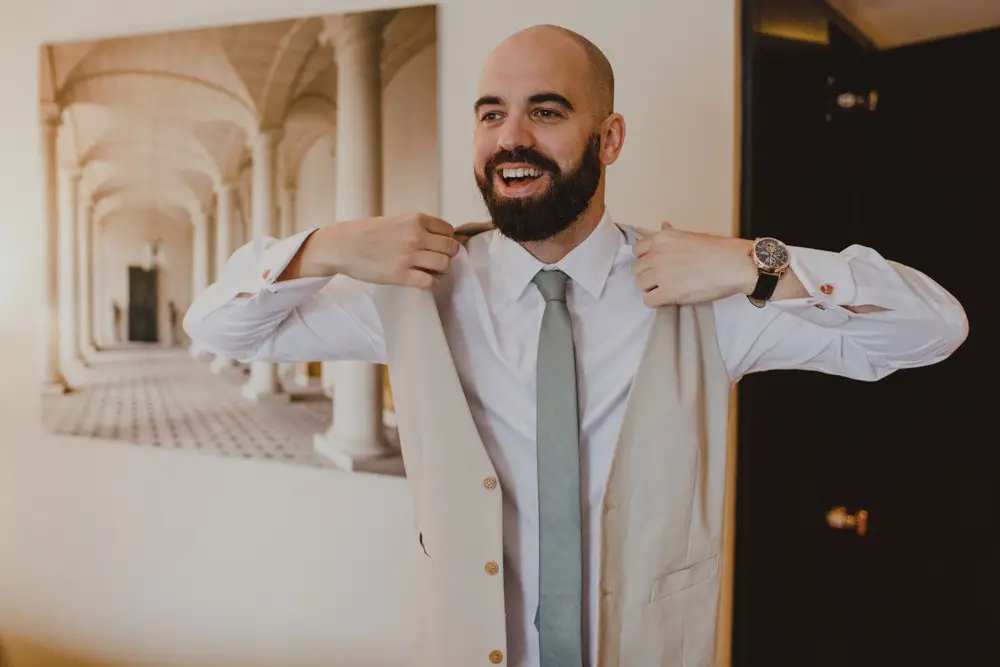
746, 237, 790, 308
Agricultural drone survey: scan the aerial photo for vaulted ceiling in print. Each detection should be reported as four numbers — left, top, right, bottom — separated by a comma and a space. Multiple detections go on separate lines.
39, 5, 436, 230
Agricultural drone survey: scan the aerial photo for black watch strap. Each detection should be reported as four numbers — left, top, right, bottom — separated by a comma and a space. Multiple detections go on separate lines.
747, 272, 780, 308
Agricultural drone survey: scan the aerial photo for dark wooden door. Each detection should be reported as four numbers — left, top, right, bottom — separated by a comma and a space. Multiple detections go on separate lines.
733, 15, 999, 667
128, 265, 159, 343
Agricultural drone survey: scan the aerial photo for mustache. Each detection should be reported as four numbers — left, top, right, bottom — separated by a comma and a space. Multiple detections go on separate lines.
485, 148, 560, 177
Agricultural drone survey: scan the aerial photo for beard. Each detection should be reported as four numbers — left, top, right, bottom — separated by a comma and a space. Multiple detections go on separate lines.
474, 133, 603, 243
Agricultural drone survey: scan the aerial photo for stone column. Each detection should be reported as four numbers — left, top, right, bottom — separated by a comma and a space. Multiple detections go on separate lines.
59, 168, 86, 371
314, 11, 401, 474
280, 183, 296, 238
210, 181, 238, 374
277, 183, 297, 380
188, 208, 210, 358
241, 128, 289, 403
204, 213, 216, 297
78, 200, 97, 359
41, 106, 69, 393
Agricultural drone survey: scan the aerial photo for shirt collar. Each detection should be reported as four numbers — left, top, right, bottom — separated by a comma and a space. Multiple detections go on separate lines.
489, 210, 624, 303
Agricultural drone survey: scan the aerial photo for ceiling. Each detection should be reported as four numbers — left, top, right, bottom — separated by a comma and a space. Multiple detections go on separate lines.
757, 0, 1000, 48
826, 0, 1000, 48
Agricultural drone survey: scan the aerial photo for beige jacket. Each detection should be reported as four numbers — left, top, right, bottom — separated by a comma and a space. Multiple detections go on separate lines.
372, 224, 735, 666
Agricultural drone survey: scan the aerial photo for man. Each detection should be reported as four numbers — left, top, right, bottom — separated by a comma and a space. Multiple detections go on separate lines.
185, 24, 967, 667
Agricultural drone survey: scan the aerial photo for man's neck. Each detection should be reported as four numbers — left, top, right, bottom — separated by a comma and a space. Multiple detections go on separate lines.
519, 201, 607, 265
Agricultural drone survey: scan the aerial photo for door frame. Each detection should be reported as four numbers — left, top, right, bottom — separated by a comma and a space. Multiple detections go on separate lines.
731, 2, 876, 662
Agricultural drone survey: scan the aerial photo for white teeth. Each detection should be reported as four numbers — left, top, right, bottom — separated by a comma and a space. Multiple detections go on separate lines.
501, 167, 541, 179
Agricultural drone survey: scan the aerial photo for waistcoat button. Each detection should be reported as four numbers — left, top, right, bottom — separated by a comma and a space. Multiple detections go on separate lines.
489, 649, 504, 663
485, 561, 500, 575
483, 476, 498, 490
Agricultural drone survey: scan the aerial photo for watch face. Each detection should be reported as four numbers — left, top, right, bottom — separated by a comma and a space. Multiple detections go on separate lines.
754, 237, 789, 270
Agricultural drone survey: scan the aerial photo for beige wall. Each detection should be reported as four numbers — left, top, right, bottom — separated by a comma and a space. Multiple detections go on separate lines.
96, 213, 194, 346
0, 1, 739, 666
383, 42, 440, 217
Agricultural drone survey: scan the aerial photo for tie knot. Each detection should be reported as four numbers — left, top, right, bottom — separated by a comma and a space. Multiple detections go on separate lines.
532, 269, 569, 302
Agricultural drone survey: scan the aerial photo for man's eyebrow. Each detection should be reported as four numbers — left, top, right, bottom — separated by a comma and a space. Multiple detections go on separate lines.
474, 95, 502, 112
473, 92, 575, 112
529, 92, 574, 111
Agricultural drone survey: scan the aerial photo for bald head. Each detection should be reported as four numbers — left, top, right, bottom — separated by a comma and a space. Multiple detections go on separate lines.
481, 24, 615, 119
472, 24, 626, 244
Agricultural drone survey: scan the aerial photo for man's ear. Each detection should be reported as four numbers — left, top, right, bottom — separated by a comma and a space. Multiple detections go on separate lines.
600, 113, 626, 166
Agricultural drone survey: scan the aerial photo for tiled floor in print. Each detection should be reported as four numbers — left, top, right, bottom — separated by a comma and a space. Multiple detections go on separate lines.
40, 345, 389, 470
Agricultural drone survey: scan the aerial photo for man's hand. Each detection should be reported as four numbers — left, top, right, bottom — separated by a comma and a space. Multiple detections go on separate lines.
632, 222, 759, 307
279, 212, 461, 289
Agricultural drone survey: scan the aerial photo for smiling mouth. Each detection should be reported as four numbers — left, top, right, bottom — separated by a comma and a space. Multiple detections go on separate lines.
498, 166, 545, 186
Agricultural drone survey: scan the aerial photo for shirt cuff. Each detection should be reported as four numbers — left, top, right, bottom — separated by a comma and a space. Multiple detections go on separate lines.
234, 228, 330, 306
767, 245, 857, 326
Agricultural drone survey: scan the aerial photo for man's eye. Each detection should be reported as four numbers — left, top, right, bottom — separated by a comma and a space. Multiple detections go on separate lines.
481, 111, 501, 122
535, 108, 560, 118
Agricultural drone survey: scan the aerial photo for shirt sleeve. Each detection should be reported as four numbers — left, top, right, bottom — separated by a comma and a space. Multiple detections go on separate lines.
183, 228, 388, 364
714, 243, 969, 382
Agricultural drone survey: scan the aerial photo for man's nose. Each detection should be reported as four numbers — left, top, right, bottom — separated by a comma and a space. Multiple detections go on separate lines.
496, 116, 536, 153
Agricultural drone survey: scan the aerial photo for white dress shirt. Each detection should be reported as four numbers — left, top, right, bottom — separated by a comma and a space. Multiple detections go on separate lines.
184, 211, 967, 667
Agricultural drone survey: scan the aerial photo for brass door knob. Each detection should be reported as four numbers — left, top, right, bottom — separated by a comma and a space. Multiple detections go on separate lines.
826, 506, 868, 536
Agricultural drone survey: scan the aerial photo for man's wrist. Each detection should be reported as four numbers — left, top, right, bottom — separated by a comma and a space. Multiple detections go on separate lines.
733, 238, 759, 295
277, 225, 340, 281
306, 224, 344, 275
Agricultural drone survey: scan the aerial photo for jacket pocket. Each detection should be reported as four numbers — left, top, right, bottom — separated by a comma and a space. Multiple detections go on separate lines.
640, 555, 723, 666
648, 554, 720, 604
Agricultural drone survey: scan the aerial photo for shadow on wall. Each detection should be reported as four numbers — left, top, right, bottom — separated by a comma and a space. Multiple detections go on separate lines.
0, 634, 403, 667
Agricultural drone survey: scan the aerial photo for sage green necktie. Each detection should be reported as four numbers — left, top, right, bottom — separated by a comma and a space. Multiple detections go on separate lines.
532, 269, 584, 667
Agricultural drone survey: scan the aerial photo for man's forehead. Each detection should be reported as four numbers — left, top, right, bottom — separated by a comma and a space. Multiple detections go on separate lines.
483, 29, 589, 78
476, 55, 585, 105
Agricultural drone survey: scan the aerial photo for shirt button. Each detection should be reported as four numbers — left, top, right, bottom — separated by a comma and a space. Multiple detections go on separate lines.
489, 649, 504, 664
262, 269, 270, 280
485, 561, 500, 575
820, 283, 834, 295
483, 477, 498, 490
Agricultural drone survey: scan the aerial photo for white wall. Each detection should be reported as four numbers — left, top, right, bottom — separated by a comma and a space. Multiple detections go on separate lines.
383, 42, 440, 217
0, 1, 739, 666
96, 213, 193, 347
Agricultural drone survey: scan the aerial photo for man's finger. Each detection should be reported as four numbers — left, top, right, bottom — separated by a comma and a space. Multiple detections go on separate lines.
633, 237, 652, 257
634, 268, 658, 293
642, 286, 667, 308
405, 268, 438, 290
421, 232, 462, 257
411, 250, 452, 274
420, 215, 455, 236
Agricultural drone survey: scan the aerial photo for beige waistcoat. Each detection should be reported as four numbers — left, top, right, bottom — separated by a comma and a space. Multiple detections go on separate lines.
371, 225, 734, 667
